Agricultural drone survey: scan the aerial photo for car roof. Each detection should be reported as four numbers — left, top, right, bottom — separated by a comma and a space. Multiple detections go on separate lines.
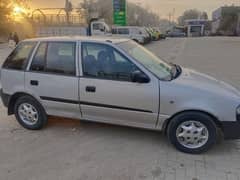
23, 36, 130, 44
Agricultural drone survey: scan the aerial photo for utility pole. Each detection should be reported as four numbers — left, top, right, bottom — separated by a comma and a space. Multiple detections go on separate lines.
65, 0, 72, 25
172, 8, 175, 23
168, 12, 172, 26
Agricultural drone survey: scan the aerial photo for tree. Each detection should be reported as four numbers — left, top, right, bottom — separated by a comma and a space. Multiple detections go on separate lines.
80, 0, 113, 24
127, 2, 161, 26
79, 0, 162, 26
200, 12, 208, 20
65, 0, 73, 25
178, 9, 209, 26
0, 0, 30, 34
178, 9, 202, 25
219, 13, 238, 35
0, 0, 12, 33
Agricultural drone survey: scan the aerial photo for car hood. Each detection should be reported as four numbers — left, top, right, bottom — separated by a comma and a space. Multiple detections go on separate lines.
175, 67, 240, 99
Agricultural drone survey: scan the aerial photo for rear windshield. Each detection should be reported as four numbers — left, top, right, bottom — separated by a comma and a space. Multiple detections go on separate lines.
2, 41, 37, 70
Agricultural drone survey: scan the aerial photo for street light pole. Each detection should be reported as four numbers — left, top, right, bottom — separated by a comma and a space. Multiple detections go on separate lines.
172, 8, 175, 23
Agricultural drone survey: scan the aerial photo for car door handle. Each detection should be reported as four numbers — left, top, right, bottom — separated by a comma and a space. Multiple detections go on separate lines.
30, 80, 39, 86
86, 86, 96, 93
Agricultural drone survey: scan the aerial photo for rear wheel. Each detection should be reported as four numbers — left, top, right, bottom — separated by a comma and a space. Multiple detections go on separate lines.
14, 96, 48, 130
167, 112, 217, 154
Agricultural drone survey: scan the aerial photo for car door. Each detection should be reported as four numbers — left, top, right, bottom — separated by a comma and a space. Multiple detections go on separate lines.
91, 22, 105, 35
25, 41, 81, 119
117, 28, 130, 38
1, 41, 37, 96
79, 42, 159, 129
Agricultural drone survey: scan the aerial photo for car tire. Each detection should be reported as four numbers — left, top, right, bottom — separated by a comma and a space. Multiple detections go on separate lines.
167, 112, 217, 154
14, 96, 48, 130
132, 39, 140, 44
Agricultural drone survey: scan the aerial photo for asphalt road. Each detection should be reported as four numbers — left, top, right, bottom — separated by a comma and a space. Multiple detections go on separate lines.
1, 37, 240, 180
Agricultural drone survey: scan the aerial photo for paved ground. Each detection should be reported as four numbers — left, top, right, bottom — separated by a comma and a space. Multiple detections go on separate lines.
1, 37, 240, 180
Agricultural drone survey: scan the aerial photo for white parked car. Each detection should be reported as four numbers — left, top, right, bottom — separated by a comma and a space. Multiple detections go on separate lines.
112, 26, 148, 44
1, 36, 240, 154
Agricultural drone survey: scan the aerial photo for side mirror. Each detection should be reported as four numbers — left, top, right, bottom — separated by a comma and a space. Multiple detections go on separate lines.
31, 64, 44, 71
131, 71, 150, 83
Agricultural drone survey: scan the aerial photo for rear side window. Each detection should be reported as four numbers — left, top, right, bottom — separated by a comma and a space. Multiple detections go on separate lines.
118, 28, 129, 35
93, 23, 104, 31
3, 42, 37, 70
30, 42, 76, 76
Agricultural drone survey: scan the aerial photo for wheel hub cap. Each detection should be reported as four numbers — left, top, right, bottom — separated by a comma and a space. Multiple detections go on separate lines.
18, 103, 38, 126
176, 121, 209, 149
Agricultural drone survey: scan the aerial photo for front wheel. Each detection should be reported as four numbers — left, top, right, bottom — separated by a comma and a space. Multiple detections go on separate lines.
167, 112, 217, 154
14, 96, 48, 130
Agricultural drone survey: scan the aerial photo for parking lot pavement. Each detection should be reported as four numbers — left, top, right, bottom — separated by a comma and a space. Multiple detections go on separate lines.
146, 37, 240, 89
1, 37, 240, 180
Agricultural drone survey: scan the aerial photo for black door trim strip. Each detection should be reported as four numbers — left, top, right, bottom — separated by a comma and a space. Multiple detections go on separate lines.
40, 96, 79, 104
80, 101, 153, 113
40, 96, 153, 113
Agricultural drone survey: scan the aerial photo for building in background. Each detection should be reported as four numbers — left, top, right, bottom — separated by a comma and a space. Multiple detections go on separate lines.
184, 19, 210, 37
212, 6, 240, 36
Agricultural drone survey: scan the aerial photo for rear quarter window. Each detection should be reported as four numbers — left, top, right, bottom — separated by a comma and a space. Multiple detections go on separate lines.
2, 41, 37, 70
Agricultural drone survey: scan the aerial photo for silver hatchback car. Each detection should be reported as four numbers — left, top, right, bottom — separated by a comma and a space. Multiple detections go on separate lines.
1, 37, 240, 154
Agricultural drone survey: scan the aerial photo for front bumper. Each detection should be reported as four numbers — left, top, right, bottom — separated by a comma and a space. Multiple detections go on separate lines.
222, 121, 240, 139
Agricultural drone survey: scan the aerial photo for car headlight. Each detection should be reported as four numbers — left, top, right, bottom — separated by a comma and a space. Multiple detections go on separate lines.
237, 105, 240, 122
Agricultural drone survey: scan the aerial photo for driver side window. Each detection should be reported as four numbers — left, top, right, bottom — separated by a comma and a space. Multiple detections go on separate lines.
81, 42, 139, 82
93, 23, 104, 31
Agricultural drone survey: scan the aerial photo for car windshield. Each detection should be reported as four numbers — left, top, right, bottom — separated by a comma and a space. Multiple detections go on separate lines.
118, 41, 172, 80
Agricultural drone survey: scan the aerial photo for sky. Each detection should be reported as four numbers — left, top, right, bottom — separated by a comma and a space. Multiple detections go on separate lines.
30, 0, 240, 20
